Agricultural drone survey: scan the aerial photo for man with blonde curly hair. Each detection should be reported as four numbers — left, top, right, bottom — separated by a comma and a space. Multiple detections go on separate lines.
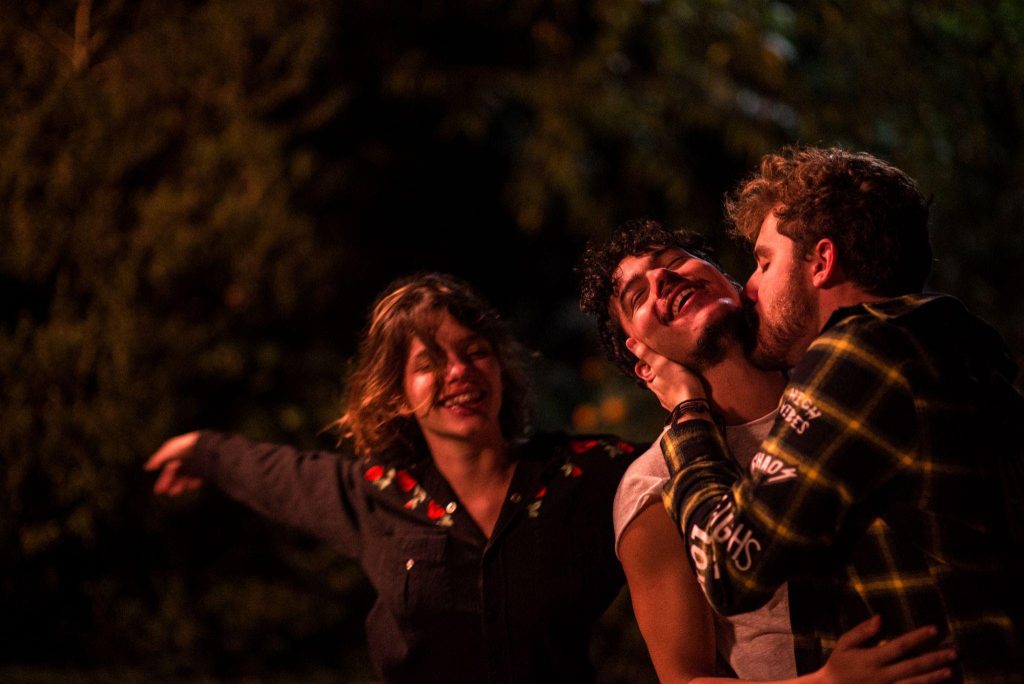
626, 147, 1023, 681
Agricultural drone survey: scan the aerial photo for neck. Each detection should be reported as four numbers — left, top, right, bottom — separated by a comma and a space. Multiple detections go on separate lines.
815, 282, 890, 332
424, 428, 512, 489
423, 428, 515, 538
700, 344, 787, 425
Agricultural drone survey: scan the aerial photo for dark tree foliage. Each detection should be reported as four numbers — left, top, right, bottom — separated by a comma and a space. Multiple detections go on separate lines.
2, 0, 1021, 681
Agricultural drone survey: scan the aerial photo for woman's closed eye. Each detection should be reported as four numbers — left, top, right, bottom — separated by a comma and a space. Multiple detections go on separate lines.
465, 342, 493, 359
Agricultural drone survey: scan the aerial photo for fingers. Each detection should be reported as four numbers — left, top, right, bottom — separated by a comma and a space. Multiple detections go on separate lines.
167, 475, 203, 496
893, 663, 954, 684
625, 337, 651, 364
153, 459, 178, 494
151, 451, 204, 495
834, 614, 882, 649
886, 648, 956, 683
874, 625, 940, 664
627, 337, 670, 380
628, 338, 659, 384
145, 432, 201, 471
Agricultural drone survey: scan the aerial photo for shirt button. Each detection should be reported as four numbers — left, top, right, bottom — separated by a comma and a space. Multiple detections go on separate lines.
445, 501, 457, 514
509, 493, 522, 503
405, 558, 415, 571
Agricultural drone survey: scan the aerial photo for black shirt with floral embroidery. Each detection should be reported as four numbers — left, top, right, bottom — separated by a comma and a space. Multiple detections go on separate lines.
188, 431, 639, 684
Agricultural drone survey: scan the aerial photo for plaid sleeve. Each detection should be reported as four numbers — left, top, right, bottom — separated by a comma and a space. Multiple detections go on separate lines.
661, 319, 918, 615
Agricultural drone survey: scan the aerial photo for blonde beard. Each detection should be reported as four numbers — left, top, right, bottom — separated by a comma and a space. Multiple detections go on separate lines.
750, 264, 817, 371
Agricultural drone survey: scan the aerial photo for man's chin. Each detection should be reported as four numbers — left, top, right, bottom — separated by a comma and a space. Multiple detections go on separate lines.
690, 308, 748, 371
750, 343, 792, 371
750, 327, 808, 370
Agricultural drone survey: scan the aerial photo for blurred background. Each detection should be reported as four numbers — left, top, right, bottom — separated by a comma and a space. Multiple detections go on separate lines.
3, 0, 1022, 681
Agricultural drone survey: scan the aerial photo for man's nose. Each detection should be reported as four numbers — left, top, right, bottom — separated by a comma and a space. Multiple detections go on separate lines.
649, 267, 676, 298
743, 273, 759, 302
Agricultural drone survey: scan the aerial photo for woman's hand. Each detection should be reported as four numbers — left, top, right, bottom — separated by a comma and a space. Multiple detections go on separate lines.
815, 615, 956, 684
145, 431, 204, 495
625, 337, 706, 411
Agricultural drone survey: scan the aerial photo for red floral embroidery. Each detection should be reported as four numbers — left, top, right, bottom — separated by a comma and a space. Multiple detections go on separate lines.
534, 486, 547, 499
570, 439, 598, 454
616, 440, 636, 454
427, 500, 445, 520
395, 469, 417, 492
363, 463, 452, 526
561, 463, 583, 477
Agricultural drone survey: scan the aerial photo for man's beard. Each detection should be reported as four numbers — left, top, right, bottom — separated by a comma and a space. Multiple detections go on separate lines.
689, 306, 752, 372
749, 264, 816, 370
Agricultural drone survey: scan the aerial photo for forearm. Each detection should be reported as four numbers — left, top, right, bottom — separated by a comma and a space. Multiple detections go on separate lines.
620, 504, 718, 684
622, 501, 829, 684
687, 674, 823, 684
660, 418, 783, 614
661, 336, 914, 617
189, 431, 360, 550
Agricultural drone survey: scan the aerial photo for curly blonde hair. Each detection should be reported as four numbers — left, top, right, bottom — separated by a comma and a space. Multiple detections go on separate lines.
726, 146, 931, 295
335, 273, 530, 461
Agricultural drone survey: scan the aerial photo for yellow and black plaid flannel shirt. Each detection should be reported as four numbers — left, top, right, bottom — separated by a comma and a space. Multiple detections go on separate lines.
661, 294, 1024, 683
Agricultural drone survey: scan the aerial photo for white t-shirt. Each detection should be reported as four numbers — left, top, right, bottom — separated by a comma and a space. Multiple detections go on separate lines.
613, 412, 797, 680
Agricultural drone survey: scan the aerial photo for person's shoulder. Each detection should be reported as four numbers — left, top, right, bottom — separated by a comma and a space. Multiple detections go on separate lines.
823, 293, 969, 337
619, 438, 666, 482
614, 440, 667, 506
812, 293, 956, 358
612, 440, 669, 556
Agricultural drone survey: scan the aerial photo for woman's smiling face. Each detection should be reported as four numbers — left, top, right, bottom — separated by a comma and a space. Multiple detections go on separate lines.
403, 312, 504, 446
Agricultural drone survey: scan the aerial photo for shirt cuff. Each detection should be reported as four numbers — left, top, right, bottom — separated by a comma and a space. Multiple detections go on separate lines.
183, 430, 229, 479
660, 418, 728, 474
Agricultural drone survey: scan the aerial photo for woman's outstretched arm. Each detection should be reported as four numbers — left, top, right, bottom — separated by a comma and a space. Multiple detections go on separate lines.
146, 432, 205, 494
146, 430, 364, 556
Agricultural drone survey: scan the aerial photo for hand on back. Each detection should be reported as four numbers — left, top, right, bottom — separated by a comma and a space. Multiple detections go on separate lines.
817, 616, 956, 684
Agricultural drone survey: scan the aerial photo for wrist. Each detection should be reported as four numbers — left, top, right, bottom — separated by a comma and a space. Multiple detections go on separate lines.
666, 398, 713, 427
660, 383, 706, 412
677, 379, 706, 402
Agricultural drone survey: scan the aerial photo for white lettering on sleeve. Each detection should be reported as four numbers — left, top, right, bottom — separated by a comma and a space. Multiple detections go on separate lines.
750, 451, 799, 485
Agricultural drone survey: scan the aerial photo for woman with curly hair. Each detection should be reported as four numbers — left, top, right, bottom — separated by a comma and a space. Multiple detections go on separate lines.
146, 272, 637, 684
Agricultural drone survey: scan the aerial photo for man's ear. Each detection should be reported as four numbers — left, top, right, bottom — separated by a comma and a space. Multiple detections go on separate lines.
634, 359, 654, 384
626, 336, 655, 383
810, 238, 842, 288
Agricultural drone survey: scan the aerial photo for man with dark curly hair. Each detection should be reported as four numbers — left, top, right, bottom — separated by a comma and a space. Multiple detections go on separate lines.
580, 221, 807, 681
579, 219, 954, 682
583, 147, 1024, 682
578, 220, 733, 379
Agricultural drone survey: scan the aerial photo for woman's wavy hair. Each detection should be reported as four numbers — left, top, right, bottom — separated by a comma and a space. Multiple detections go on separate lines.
335, 273, 530, 460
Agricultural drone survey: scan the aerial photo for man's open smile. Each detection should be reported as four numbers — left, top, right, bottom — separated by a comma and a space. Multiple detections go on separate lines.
661, 280, 706, 324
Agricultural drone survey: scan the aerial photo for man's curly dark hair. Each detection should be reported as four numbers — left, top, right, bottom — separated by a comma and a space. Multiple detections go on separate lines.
578, 219, 721, 381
